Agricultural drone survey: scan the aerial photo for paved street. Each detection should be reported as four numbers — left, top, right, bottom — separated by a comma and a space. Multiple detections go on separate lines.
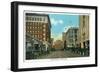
37, 50, 83, 59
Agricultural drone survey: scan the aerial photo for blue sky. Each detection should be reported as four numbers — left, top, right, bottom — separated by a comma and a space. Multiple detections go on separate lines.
49, 13, 79, 41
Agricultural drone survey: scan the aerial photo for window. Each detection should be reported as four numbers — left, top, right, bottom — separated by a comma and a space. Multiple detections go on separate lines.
29, 17, 31, 20
70, 39, 73, 43
32, 17, 34, 21
43, 24, 46, 27
30, 23, 32, 26
40, 18, 42, 21
36, 18, 38, 21
38, 35, 39, 37
43, 18, 45, 21
43, 29, 45, 31
32, 22, 34, 25
35, 18, 36, 21
30, 27, 32, 29
27, 27, 29, 29
35, 31, 37, 33
43, 33, 45, 36
35, 35, 37, 37
82, 32, 85, 40
43, 38, 45, 40
26, 16, 28, 20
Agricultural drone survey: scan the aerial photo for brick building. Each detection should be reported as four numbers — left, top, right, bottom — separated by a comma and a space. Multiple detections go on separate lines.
25, 13, 51, 52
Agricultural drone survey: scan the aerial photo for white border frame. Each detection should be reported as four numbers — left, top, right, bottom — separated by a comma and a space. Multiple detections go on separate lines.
18, 4, 96, 69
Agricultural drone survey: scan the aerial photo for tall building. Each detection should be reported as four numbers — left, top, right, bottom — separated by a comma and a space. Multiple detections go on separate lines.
62, 32, 67, 49
78, 15, 89, 48
62, 32, 66, 41
66, 27, 78, 48
25, 13, 51, 44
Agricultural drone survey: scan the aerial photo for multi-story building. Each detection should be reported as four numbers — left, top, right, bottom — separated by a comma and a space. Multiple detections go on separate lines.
25, 13, 51, 51
62, 32, 67, 49
62, 32, 66, 41
66, 27, 78, 48
78, 15, 89, 49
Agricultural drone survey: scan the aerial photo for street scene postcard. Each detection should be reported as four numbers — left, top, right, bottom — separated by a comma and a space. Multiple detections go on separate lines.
11, 2, 97, 71
25, 12, 89, 60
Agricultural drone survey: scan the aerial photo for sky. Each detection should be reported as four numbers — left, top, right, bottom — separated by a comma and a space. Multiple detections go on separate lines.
49, 13, 79, 41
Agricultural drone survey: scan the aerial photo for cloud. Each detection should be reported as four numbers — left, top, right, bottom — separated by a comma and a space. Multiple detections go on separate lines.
63, 25, 79, 33
63, 25, 72, 32
59, 20, 63, 24
51, 18, 63, 26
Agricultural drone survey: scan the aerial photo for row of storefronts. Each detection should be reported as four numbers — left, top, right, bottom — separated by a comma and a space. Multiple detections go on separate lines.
26, 33, 51, 59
